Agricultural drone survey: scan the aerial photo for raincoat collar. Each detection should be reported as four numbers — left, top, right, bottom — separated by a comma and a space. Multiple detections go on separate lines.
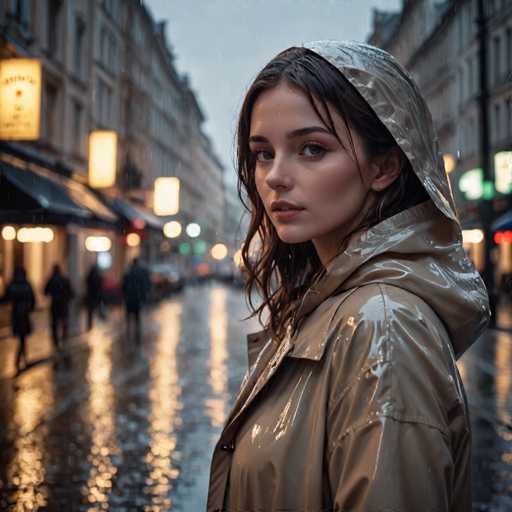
290, 200, 488, 359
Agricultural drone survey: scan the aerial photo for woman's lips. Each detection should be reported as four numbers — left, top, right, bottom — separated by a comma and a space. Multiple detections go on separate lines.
272, 208, 304, 221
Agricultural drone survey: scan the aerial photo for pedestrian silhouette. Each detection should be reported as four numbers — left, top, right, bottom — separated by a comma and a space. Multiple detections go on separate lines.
0, 266, 36, 374
122, 258, 151, 343
85, 263, 103, 330
44, 264, 74, 351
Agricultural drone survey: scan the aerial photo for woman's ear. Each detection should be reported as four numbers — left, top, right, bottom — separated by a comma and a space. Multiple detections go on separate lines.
370, 148, 402, 192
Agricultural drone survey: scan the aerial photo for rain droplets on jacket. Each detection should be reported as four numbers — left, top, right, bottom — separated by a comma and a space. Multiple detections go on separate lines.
206, 40, 490, 512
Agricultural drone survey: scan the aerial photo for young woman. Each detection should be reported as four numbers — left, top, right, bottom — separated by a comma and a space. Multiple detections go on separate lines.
207, 41, 489, 511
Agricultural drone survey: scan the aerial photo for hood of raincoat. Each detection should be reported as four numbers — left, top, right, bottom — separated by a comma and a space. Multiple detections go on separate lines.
289, 40, 490, 358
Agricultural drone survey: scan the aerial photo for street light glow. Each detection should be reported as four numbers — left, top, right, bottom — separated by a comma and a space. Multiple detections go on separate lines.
462, 229, 484, 244
126, 233, 141, 247
1, 226, 16, 241
186, 223, 201, 238
163, 220, 182, 238
233, 249, 243, 268
17, 227, 54, 243
154, 177, 180, 215
211, 243, 228, 260
88, 131, 118, 188
85, 236, 112, 252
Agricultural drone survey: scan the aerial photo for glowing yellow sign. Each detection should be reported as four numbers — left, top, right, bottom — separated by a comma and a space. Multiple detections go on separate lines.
495, 151, 512, 194
88, 131, 118, 188
0, 59, 42, 140
154, 177, 179, 215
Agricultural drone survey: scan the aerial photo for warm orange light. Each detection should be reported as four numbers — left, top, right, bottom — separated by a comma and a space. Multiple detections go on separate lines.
1, 226, 16, 241
443, 153, 456, 174
88, 131, 118, 188
163, 221, 182, 238
233, 249, 243, 268
17, 227, 53, 243
211, 243, 228, 261
0, 59, 42, 140
126, 233, 141, 247
154, 177, 179, 215
85, 236, 111, 252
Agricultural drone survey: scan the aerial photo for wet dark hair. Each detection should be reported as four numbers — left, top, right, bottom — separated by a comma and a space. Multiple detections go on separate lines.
237, 47, 429, 340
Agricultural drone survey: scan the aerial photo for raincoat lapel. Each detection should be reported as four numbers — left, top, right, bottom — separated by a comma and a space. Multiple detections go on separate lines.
223, 327, 294, 434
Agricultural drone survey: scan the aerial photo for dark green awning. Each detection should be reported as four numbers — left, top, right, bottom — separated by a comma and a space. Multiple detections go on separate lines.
0, 161, 117, 227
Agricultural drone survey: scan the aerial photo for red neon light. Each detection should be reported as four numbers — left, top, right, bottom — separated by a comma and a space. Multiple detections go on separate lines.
495, 231, 512, 244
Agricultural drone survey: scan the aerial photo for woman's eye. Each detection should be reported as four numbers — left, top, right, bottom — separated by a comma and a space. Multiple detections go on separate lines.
301, 143, 326, 157
253, 150, 273, 162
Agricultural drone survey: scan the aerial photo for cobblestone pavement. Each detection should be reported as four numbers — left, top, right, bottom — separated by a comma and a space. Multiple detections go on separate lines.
0, 282, 510, 511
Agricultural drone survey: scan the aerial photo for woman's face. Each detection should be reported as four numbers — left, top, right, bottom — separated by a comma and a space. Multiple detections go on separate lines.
249, 82, 379, 265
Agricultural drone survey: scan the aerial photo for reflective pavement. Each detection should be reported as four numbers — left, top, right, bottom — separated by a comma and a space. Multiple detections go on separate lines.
0, 283, 510, 511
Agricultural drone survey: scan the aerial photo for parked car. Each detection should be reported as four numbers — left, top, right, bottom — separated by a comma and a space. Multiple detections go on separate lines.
148, 263, 185, 300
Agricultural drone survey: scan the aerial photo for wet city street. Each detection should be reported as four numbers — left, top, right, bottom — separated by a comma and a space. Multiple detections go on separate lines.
0, 283, 511, 511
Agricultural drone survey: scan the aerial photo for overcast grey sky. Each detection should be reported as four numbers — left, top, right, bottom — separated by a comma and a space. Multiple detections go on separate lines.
144, 0, 402, 182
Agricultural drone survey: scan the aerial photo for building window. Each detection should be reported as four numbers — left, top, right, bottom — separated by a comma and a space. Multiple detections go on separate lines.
467, 57, 473, 97
103, 0, 115, 16
72, 100, 83, 156
97, 78, 113, 126
506, 28, 512, 75
12, 0, 30, 26
493, 35, 501, 85
100, 26, 108, 66
73, 17, 86, 79
506, 98, 512, 138
47, 0, 62, 57
43, 83, 58, 145
495, 103, 501, 142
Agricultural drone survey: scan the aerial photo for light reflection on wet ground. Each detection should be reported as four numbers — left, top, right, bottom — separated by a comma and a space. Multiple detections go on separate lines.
458, 329, 512, 511
0, 283, 510, 510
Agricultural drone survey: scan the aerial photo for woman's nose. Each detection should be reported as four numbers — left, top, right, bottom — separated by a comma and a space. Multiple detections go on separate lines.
265, 156, 293, 190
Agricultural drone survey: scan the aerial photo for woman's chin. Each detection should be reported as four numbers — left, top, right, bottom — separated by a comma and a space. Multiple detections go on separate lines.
276, 228, 310, 245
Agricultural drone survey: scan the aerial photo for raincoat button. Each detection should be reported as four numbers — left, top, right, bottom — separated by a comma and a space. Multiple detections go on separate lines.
221, 442, 235, 452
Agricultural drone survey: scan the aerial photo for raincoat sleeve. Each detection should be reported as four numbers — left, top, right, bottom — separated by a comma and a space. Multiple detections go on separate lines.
325, 285, 467, 511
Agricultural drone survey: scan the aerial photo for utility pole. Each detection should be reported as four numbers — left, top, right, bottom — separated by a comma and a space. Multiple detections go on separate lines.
477, 0, 496, 327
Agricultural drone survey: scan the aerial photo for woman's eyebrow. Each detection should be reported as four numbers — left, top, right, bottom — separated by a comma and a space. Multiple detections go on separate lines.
249, 126, 332, 144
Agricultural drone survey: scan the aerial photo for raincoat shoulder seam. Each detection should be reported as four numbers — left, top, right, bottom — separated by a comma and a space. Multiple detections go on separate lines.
329, 411, 450, 450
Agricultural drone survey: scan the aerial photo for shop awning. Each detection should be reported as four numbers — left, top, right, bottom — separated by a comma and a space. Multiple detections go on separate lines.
491, 211, 512, 232
0, 161, 117, 227
109, 197, 164, 232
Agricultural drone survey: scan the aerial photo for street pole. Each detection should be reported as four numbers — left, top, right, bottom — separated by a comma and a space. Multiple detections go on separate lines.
477, 0, 496, 327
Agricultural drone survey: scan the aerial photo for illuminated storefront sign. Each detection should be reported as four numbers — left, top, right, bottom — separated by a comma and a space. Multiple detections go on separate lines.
0, 59, 42, 140
88, 131, 118, 188
154, 177, 180, 215
495, 151, 512, 194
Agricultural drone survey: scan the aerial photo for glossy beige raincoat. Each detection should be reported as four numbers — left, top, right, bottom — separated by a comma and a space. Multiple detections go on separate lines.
207, 41, 490, 512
